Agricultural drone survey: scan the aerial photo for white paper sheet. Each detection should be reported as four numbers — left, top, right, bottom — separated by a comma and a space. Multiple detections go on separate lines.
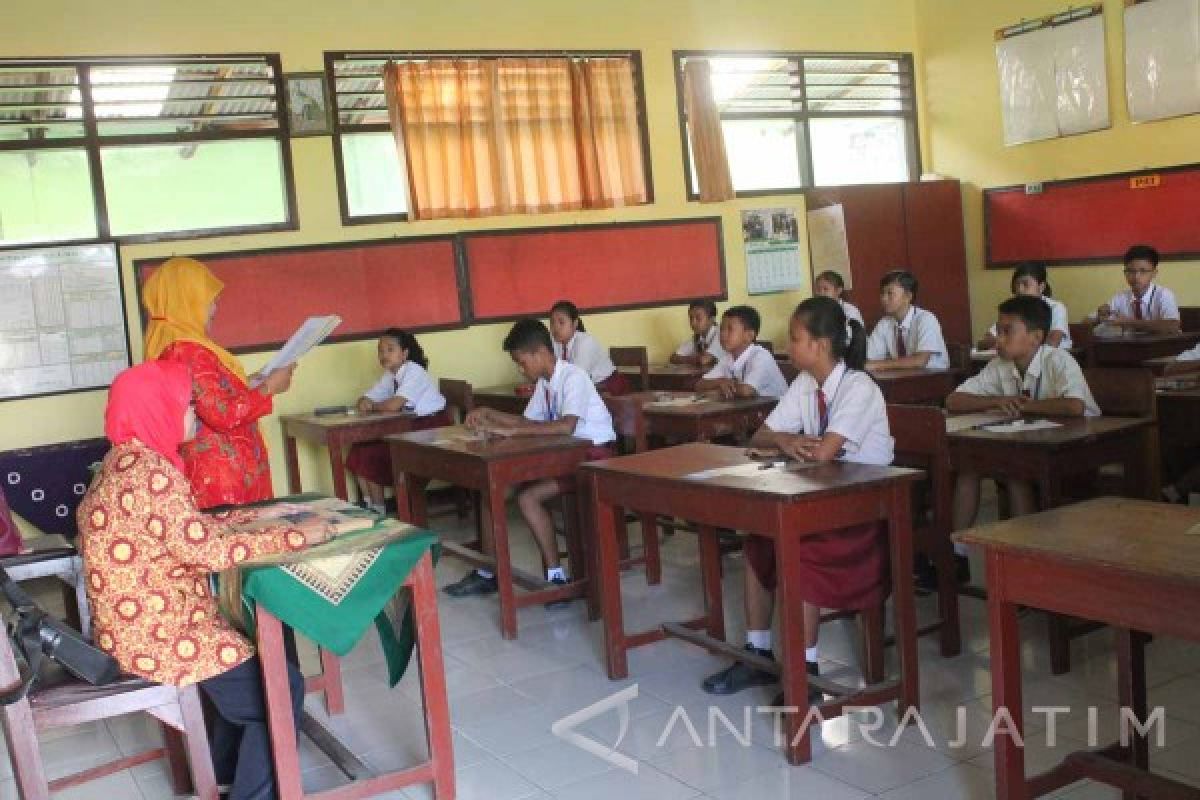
806, 204, 852, 288
1125, 0, 1200, 123
945, 412, 1014, 433
997, 27, 1059, 145
981, 419, 1063, 434
1054, 14, 1111, 135
685, 461, 819, 480
251, 315, 341, 387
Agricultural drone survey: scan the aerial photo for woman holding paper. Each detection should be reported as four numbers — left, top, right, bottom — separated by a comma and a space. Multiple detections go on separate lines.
143, 257, 294, 509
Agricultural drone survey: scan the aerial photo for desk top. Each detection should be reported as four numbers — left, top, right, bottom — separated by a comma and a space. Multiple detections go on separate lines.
1091, 331, 1200, 347
956, 497, 1200, 585
583, 442, 920, 500
282, 410, 416, 429
618, 364, 707, 377
385, 425, 593, 462
946, 415, 1151, 447
640, 394, 777, 418
474, 383, 531, 397
868, 367, 961, 382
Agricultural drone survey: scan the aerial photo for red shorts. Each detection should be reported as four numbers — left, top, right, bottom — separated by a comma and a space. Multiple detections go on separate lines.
555, 444, 617, 493
742, 522, 890, 611
345, 410, 452, 485
597, 371, 632, 396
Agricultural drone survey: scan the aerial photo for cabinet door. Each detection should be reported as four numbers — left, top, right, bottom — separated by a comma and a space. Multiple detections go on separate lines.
903, 181, 971, 346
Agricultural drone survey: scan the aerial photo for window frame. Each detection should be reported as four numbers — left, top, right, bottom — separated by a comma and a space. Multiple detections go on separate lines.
325, 49, 655, 226
0, 52, 298, 249
672, 49, 922, 199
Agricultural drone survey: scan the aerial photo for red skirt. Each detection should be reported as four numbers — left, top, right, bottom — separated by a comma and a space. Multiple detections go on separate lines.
345, 410, 452, 485
556, 444, 617, 493
597, 371, 632, 396
742, 522, 889, 611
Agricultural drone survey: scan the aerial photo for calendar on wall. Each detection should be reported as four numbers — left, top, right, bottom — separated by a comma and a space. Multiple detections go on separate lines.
742, 207, 806, 295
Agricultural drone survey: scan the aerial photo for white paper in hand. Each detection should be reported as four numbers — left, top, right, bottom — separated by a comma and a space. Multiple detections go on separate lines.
251, 315, 341, 388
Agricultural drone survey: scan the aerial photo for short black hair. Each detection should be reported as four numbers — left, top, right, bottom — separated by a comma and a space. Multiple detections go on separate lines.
1124, 244, 1159, 267
1011, 262, 1051, 297
503, 318, 554, 354
549, 300, 585, 332
814, 270, 846, 290
722, 305, 760, 335
997, 294, 1051, 335
381, 328, 428, 368
880, 269, 918, 297
688, 299, 718, 318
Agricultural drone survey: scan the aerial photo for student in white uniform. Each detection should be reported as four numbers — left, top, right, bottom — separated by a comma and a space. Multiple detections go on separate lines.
865, 269, 949, 370
670, 299, 725, 367
813, 269, 864, 327
695, 305, 788, 399
701, 296, 893, 705
1095, 244, 1181, 334
446, 319, 616, 607
548, 300, 630, 394
977, 262, 1072, 350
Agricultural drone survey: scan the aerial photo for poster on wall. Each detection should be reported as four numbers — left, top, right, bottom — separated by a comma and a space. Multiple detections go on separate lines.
742, 207, 806, 295
1125, 0, 1200, 123
806, 204, 852, 288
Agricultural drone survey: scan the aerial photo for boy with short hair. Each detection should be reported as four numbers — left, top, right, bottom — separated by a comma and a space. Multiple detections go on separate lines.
695, 305, 788, 399
1096, 244, 1181, 334
865, 269, 949, 370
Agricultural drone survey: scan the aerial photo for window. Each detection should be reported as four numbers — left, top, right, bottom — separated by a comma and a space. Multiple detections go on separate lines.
675, 52, 919, 196
327, 51, 653, 224
0, 56, 296, 246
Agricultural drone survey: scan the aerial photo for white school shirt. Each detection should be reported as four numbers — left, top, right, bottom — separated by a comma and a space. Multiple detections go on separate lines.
986, 297, 1073, 349
955, 345, 1100, 417
1178, 343, 1200, 362
553, 331, 616, 384
1107, 284, 1180, 321
866, 306, 949, 369
839, 299, 865, 328
703, 343, 789, 398
523, 360, 616, 446
362, 362, 447, 417
763, 362, 894, 465
674, 325, 727, 360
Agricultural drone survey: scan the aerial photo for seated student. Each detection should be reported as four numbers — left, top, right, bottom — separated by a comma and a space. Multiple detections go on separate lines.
549, 300, 630, 395
978, 262, 1072, 350
444, 319, 616, 607
812, 269, 864, 327
865, 269, 949, 370
670, 299, 725, 367
695, 305, 788, 399
346, 329, 450, 514
1095, 244, 1181, 334
948, 295, 1100, 576
701, 296, 893, 703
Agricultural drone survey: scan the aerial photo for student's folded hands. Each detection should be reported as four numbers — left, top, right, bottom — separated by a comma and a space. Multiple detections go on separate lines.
994, 396, 1027, 417
774, 433, 823, 461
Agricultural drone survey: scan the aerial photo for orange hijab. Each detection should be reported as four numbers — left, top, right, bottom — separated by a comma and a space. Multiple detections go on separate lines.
142, 257, 246, 382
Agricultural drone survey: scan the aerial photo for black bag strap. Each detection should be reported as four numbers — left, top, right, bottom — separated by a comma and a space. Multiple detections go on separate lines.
0, 610, 46, 706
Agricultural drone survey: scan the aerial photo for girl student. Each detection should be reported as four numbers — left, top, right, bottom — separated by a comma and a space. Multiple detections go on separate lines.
812, 270, 864, 327
670, 299, 725, 367
977, 261, 1071, 350
548, 300, 631, 395
701, 296, 894, 704
345, 329, 450, 513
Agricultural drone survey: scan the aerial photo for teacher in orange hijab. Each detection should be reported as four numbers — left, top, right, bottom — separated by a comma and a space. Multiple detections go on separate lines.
143, 257, 295, 509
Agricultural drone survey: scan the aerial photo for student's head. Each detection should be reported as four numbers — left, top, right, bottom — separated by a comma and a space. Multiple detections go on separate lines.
879, 269, 918, 318
813, 270, 847, 300
718, 305, 761, 355
1011, 262, 1051, 298
503, 318, 557, 382
1123, 244, 1160, 295
994, 295, 1050, 362
789, 296, 867, 372
549, 300, 584, 343
378, 328, 427, 372
687, 300, 718, 336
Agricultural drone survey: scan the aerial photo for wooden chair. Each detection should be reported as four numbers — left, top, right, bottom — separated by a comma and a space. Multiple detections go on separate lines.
946, 342, 971, 372
437, 378, 481, 534
609, 347, 648, 391
1180, 306, 1200, 333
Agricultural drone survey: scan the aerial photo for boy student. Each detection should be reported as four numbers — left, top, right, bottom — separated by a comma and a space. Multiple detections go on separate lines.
1096, 244, 1181, 334
947, 295, 1100, 576
695, 305, 788, 399
443, 319, 616, 607
865, 269, 949, 370
670, 299, 725, 367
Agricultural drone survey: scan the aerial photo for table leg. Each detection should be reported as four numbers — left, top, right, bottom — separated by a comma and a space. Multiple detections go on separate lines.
409, 553, 456, 800
1115, 628, 1150, 786
594, 488, 630, 680
396, 470, 430, 527
775, 532, 812, 765
1137, 428, 1161, 502
319, 648, 345, 715
327, 439, 349, 502
639, 513, 662, 586
284, 434, 301, 495
487, 487, 519, 640
890, 485, 919, 717
986, 552, 1027, 800
697, 526, 725, 642
257, 607, 306, 800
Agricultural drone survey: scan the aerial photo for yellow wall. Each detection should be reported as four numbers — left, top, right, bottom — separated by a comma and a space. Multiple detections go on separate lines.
0, 0, 921, 503
915, 0, 1200, 340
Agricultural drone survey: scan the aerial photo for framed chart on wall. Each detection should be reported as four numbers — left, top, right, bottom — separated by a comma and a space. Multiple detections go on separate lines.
0, 242, 131, 401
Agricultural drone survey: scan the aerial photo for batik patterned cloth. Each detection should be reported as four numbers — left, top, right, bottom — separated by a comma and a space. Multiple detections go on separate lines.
0, 439, 110, 538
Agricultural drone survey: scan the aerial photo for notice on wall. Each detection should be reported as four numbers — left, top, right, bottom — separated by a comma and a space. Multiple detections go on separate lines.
0, 243, 130, 401
806, 204, 852, 288
742, 207, 806, 295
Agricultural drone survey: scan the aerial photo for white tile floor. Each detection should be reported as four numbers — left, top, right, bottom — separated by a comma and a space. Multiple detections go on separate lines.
11, 492, 1200, 799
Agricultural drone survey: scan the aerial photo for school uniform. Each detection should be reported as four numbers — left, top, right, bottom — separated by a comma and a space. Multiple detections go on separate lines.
703, 343, 789, 398
744, 362, 894, 609
1107, 283, 1180, 321
987, 297, 1073, 349
554, 331, 630, 395
839, 299, 865, 328
956, 345, 1101, 416
866, 305, 949, 369
674, 326, 726, 361
346, 362, 451, 485
525, 360, 617, 489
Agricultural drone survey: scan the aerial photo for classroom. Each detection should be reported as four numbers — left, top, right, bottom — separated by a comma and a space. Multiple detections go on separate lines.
2, 0, 1200, 798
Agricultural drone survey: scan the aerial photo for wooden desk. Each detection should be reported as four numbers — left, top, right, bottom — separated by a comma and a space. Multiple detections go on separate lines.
957, 498, 1200, 800
1087, 331, 1200, 367
618, 364, 706, 392
869, 368, 960, 405
642, 395, 776, 442
583, 444, 922, 765
387, 426, 594, 639
1159, 389, 1200, 453
472, 384, 531, 415
281, 411, 421, 501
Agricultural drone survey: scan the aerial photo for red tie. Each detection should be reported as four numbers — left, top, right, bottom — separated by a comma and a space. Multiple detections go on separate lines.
896, 326, 907, 357
817, 389, 829, 435
1133, 297, 1144, 320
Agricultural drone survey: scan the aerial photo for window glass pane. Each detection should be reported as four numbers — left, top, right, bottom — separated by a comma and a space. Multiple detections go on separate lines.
340, 131, 409, 217
101, 138, 288, 236
721, 118, 803, 192
809, 117, 910, 186
0, 148, 96, 244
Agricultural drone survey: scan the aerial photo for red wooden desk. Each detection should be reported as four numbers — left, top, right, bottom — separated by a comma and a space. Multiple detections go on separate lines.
869, 368, 961, 405
957, 498, 1200, 800
471, 385, 530, 416
642, 395, 776, 443
1087, 331, 1200, 367
582, 444, 922, 765
387, 426, 593, 639
618, 364, 706, 392
281, 412, 422, 501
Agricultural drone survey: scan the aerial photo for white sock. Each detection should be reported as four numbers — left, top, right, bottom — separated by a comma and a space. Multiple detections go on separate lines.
954, 542, 969, 557
746, 630, 772, 651
476, 568, 494, 579
806, 646, 818, 663
546, 566, 567, 582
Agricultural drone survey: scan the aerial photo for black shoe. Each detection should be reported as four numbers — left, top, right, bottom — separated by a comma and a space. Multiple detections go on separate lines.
914, 555, 971, 592
701, 645, 777, 695
443, 571, 498, 597
544, 576, 573, 610
771, 661, 822, 707
955, 554, 971, 585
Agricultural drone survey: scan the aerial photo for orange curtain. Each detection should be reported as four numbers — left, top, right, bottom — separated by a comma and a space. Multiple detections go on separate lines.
572, 59, 649, 208
682, 59, 734, 203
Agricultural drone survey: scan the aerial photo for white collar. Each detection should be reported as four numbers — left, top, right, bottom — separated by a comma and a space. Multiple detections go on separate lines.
703, 326, 719, 346
798, 361, 848, 396
730, 343, 762, 370
1132, 284, 1158, 304
896, 305, 917, 329
1007, 345, 1046, 382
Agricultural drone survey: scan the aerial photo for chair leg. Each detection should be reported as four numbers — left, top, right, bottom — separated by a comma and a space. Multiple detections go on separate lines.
161, 723, 193, 795
639, 513, 662, 586
861, 603, 886, 685
1047, 613, 1072, 675
178, 685, 219, 800
3, 697, 50, 800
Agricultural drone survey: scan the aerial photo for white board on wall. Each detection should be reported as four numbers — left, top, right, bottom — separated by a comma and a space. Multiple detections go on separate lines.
997, 27, 1059, 145
1055, 14, 1111, 135
1125, 0, 1200, 123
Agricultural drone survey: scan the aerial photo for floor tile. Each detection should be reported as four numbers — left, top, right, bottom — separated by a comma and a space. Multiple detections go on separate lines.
811, 737, 958, 794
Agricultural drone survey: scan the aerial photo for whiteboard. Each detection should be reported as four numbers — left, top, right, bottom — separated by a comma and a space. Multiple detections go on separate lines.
1125, 0, 1200, 123
0, 243, 130, 401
